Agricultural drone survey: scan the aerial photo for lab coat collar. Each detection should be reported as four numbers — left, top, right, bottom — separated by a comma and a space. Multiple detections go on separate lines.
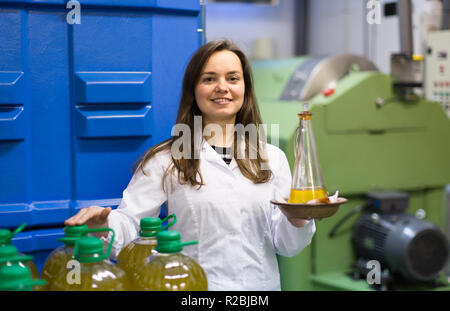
201, 139, 239, 171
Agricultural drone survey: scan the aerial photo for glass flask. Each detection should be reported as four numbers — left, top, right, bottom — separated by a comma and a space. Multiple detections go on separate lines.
0, 223, 39, 279
40, 224, 88, 290
117, 214, 176, 287
134, 230, 207, 291
50, 227, 132, 291
289, 103, 328, 203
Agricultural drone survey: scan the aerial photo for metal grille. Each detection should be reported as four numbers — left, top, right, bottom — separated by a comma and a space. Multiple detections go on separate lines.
407, 229, 449, 280
353, 216, 388, 263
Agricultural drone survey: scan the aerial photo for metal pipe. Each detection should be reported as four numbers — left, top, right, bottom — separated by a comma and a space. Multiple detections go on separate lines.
294, 0, 308, 55
443, 0, 450, 30
398, 0, 414, 55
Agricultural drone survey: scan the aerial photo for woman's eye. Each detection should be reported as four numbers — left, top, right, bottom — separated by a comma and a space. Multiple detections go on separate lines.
203, 77, 214, 83
229, 76, 240, 82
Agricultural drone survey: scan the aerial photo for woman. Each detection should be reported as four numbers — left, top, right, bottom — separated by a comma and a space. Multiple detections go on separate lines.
65, 39, 316, 291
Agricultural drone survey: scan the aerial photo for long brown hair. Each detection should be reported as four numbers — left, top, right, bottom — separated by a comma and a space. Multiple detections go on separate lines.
134, 39, 272, 190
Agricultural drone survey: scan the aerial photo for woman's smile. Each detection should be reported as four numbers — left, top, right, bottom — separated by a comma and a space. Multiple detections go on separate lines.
210, 97, 233, 105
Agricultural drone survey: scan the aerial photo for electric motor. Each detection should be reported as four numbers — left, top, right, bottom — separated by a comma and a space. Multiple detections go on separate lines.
353, 210, 449, 283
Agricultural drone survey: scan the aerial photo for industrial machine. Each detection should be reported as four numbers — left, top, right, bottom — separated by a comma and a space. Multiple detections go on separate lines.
253, 0, 450, 291
253, 52, 450, 291
351, 191, 449, 290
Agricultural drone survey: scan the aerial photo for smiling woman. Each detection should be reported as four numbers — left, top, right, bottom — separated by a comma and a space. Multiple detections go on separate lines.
65, 39, 316, 291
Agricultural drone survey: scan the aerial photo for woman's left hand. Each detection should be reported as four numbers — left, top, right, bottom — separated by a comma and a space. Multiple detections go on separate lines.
287, 217, 309, 228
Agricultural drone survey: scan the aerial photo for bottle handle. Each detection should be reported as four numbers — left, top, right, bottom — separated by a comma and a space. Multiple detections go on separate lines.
10, 223, 27, 240
160, 213, 177, 231
155, 239, 198, 253
73, 228, 115, 261
180, 241, 198, 248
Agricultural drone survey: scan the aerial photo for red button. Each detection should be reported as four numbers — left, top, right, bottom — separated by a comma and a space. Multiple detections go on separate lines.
322, 88, 335, 97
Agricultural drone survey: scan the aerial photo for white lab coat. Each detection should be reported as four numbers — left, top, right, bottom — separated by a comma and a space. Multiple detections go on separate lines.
106, 140, 316, 291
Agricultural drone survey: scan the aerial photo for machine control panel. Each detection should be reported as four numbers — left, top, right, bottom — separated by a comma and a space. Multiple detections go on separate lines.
426, 30, 450, 118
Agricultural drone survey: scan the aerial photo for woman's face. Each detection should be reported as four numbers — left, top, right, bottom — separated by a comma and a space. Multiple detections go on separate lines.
194, 50, 245, 125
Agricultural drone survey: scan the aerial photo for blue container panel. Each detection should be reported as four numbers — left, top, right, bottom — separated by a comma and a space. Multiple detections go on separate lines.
72, 12, 200, 202
75, 72, 152, 104
0, 72, 26, 140
0, 2, 201, 228
2, 0, 201, 11
0, 10, 28, 215
28, 10, 72, 205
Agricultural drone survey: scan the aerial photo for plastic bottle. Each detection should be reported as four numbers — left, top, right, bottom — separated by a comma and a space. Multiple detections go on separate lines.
134, 230, 207, 291
40, 224, 88, 290
49, 228, 131, 291
117, 214, 176, 284
289, 103, 328, 203
0, 223, 39, 279
0, 244, 33, 270
0, 264, 46, 291
0, 246, 46, 291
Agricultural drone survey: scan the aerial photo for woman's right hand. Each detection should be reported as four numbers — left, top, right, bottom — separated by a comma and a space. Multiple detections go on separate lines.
64, 206, 112, 229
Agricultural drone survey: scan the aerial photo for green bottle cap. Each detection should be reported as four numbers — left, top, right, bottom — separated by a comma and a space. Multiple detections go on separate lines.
0, 265, 47, 291
0, 245, 17, 258
57, 224, 89, 245
74, 237, 104, 263
0, 229, 11, 245
140, 218, 162, 237
73, 227, 115, 263
0, 223, 27, 245
0, 245, 33, 264
155, 230, 197, 254
140, 214, 177, 237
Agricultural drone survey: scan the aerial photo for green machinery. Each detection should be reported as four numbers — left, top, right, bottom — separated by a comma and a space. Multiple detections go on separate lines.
252, 55, 450, 290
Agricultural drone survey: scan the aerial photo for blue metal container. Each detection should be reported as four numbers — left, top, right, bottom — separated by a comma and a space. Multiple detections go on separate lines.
1, 0, 203, 272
